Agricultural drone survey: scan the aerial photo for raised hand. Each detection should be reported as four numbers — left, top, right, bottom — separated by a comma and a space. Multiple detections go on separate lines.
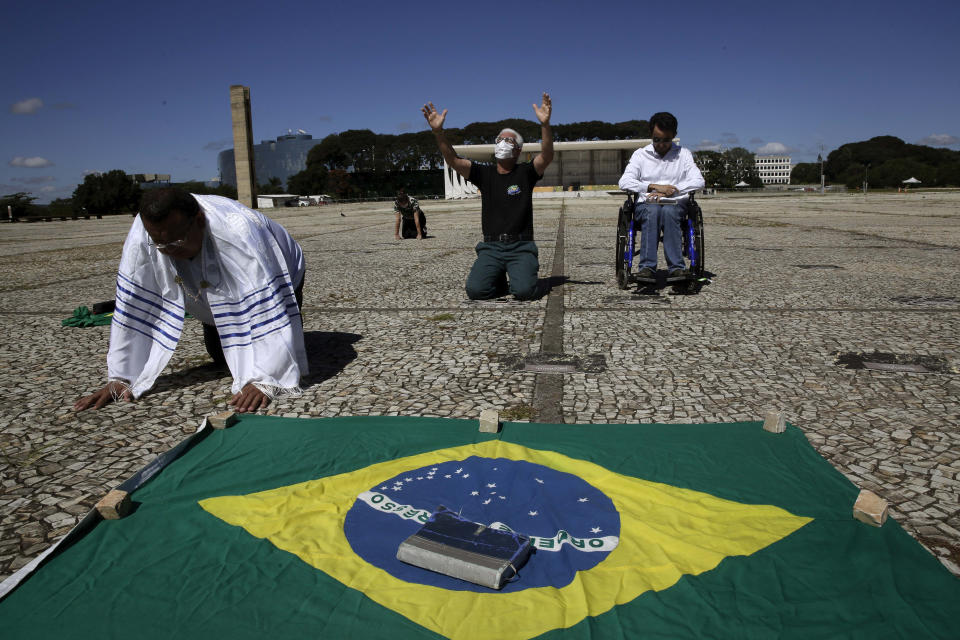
533, 92, 552, 124
421, 102, 447, 131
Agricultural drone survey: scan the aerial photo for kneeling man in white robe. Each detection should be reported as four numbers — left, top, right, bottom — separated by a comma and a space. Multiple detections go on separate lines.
74, 188, 307, 413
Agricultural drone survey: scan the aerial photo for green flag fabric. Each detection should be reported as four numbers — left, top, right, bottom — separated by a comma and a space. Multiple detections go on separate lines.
1, 416, 957, 638
61, 306, 114, 327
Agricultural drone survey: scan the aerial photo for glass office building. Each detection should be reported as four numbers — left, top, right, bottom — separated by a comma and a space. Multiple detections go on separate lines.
218, 133, 317, 189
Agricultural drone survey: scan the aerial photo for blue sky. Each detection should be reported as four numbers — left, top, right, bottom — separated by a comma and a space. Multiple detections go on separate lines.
4, 0, 958, 202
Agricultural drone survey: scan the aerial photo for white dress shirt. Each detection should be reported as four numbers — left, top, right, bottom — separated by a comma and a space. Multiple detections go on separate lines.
618, 143, 705, 200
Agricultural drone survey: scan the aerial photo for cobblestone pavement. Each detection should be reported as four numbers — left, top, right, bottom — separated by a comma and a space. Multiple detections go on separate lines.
1, 192, 958, 581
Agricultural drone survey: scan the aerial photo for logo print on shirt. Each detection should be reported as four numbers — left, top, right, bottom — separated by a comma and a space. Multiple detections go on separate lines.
507, 185, 521, 196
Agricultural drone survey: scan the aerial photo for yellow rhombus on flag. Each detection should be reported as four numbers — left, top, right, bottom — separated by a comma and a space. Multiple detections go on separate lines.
201, 440, 811, 640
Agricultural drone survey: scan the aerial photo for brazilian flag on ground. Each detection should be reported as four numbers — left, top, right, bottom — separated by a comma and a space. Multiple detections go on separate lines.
2, 416, 958, 638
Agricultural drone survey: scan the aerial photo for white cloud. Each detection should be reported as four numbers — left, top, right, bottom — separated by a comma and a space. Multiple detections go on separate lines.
202, 139, 233, 152
696, 140, 722, 152
11, 175, 56, 184
756, 142, 791, 155
917, 133, 960, 147
39, 185, 57, 193
11, 98, 43, 114
9, 156, 53, 168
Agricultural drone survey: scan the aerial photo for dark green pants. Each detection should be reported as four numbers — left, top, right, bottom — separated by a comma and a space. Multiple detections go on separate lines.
465, 241, 539, 300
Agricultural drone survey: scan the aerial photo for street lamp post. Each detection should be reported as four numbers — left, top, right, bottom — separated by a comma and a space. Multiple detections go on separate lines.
863, 163, 869, 195
818, 144, 825, 194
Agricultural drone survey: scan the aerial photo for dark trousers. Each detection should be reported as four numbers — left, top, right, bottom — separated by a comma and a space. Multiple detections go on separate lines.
401, 212, 427, 238
465, 241, 539, 300
203, 276, 304, 365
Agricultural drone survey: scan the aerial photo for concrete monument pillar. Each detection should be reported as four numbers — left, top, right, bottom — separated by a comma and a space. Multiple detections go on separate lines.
229, 85, 257, 208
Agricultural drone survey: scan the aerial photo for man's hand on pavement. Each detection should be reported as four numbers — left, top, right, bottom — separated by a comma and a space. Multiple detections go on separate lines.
230, 383, 271, 413
74, 380, 132, 412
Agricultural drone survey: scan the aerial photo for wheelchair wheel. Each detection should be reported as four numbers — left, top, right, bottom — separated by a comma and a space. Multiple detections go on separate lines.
615, 204, 631, 289
690, 203, 705, 277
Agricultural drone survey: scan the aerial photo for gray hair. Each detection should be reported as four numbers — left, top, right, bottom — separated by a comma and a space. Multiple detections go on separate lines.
499, 128, 524, 147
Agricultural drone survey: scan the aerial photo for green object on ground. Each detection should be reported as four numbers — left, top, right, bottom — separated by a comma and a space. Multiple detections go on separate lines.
1, 416, 958, 639
61, 306, 114, 327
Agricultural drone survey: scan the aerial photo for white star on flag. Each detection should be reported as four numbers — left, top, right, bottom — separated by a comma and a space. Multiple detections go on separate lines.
462, 473, 469, 478
444, 474, 452, 478
487, 483, 496, 488
528, 511, 538, 516
578, 497, 589, 502
404, 478, 413, 482
392, 487, 402, 492
535, 478, 544, 484
591, 527, 602, 533
498, 496, 506, 500
483, 499, 491, 505
471, 491, 479, 496
455, 468, 463, 474
380, 486, 388, 490
416, 476, 423, 480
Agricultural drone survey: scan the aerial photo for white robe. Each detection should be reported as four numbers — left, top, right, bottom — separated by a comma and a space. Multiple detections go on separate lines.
107, 195, 308, 399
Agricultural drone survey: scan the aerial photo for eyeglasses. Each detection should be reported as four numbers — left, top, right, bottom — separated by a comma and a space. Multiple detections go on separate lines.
652, 136, 674, 144
495, 136, 519, 147
147, 216, 196, 250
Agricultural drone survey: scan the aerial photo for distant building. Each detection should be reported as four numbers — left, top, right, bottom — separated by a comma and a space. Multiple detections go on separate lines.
256, 194, 299, 209
218, 132, 318, 190
755, 155, 792, 185
132, 174, 172, 189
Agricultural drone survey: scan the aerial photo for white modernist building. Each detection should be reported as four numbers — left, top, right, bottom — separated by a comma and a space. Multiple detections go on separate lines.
444, 139, 652, 199
755, 155, 792, 185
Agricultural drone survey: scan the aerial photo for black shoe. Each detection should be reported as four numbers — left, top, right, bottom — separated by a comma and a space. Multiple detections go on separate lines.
635, 267, 656, 281
667, 268, 691, 281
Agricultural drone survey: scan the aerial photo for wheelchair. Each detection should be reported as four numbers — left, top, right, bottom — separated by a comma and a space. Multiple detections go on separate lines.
615, 191, 705, 290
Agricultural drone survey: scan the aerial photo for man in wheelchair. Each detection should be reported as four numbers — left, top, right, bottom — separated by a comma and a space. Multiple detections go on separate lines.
618, 112, 704, 282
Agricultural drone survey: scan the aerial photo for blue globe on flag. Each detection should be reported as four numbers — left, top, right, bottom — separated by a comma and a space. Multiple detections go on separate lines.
344, 455, 621, 592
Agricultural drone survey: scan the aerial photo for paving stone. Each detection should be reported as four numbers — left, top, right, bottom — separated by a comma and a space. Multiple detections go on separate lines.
1, 193, 959, 581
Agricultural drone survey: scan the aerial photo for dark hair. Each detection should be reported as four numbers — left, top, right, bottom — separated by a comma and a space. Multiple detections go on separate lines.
139, 187, 200, 223
649, 112, 678, 136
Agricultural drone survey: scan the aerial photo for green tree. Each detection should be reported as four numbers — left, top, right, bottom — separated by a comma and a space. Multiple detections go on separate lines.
0, 192, 38, 218
72, 170, 141, 215
46, 197, 74, 217
693, 150, 727, 187
825, 136, 960, 187
790, 163, 822, 184
287, 165, 329, 195
722, 148, 762, 187
258, 176, 284, 193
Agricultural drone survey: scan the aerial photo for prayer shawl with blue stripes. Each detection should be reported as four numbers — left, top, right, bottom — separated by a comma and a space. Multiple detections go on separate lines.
107, 195, 307, 399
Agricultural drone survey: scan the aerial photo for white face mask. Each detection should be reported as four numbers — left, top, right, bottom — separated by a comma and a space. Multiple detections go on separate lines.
494, 140, 517, 160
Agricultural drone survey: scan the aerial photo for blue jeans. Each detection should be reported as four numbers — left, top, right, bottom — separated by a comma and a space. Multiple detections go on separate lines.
465, 241, 539, 300
634, 201, 687, 271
